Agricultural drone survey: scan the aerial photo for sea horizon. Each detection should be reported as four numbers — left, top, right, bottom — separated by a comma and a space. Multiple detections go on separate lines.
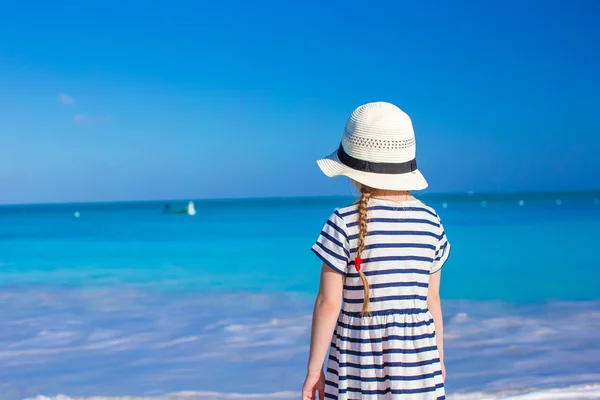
2, 188, 599, 208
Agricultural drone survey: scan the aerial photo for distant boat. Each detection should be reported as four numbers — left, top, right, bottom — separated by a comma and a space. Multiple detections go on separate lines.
187, 201, 196, 216
163, 201, 196, 216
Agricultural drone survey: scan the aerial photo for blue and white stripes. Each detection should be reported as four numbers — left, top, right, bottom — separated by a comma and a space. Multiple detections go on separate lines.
311, 198, 450, 399
312, 209, 350, 275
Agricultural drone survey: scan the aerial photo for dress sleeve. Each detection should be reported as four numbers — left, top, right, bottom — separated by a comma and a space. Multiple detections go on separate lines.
311, 210, 350, 275
431, 217, 451, 274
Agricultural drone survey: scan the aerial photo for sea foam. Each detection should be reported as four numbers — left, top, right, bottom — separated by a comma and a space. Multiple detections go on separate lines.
20, 383, 600, 400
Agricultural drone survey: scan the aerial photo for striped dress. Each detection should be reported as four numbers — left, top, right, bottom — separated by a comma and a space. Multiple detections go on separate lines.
311, 198, 450, 400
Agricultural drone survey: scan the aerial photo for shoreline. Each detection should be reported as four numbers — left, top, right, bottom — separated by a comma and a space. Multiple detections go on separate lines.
19, 383, 600, 400
2, 287, 599, 400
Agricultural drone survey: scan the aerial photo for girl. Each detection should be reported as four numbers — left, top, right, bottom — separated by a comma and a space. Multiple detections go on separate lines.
302, 102, 450, 400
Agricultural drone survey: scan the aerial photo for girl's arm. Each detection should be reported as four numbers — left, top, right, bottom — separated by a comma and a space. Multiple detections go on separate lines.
427, 270, 445, 379
307, 264, 344, 374
302, 264, 344, 399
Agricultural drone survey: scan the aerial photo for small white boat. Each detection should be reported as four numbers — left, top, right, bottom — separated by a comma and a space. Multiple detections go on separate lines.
163, 201, 197, 216
187, 201, 196, 216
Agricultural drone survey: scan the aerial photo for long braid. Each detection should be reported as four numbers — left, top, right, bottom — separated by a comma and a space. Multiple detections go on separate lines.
357, 185, 372, 316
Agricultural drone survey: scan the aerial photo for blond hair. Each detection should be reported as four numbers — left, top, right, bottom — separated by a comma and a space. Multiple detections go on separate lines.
356, 184, 373, 316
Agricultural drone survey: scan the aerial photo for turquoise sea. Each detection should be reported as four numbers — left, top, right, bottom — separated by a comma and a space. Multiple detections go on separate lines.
1, 192, 599, 399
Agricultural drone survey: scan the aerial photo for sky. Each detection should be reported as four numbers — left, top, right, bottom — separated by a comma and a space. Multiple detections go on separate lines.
0, 0, 599, 204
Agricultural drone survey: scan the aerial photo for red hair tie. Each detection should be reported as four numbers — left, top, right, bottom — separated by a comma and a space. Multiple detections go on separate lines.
354, 257, 363, 272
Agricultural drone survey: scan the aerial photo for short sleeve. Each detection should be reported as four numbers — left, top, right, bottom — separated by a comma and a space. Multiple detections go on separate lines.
311, 210, 350, 275
431, 218, 451, 274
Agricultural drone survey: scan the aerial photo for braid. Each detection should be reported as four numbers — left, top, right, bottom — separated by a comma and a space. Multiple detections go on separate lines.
356, 185, 372, 316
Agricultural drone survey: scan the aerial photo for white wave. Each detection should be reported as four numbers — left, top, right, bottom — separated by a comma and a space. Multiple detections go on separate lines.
447, 383, 600, 399
22, 391, 298, 400
3, 289, 599, 399
20, 384, 600, 400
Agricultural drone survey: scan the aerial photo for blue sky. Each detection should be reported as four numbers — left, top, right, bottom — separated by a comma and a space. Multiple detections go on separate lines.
1, 0, 599, 204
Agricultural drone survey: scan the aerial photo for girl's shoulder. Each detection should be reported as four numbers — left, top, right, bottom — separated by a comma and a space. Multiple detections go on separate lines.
408, 199, 442, 221
332, 202, 360, 219
327, 198, 444, 229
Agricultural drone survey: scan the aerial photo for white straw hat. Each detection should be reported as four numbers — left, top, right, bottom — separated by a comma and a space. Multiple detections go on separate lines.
317, 102, 428, 191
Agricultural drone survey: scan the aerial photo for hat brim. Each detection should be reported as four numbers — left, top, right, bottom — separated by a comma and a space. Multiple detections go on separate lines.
317, 150, 428, 191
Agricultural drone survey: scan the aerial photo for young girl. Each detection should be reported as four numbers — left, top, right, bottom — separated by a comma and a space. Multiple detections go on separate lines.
302, 102, 450, 400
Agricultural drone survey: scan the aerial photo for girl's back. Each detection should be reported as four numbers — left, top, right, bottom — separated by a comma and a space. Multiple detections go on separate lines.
313, 198, 449, 316
312, 198, 449, 399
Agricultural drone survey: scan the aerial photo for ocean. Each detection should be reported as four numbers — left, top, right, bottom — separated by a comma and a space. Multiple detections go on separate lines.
0, 192, 599, 400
